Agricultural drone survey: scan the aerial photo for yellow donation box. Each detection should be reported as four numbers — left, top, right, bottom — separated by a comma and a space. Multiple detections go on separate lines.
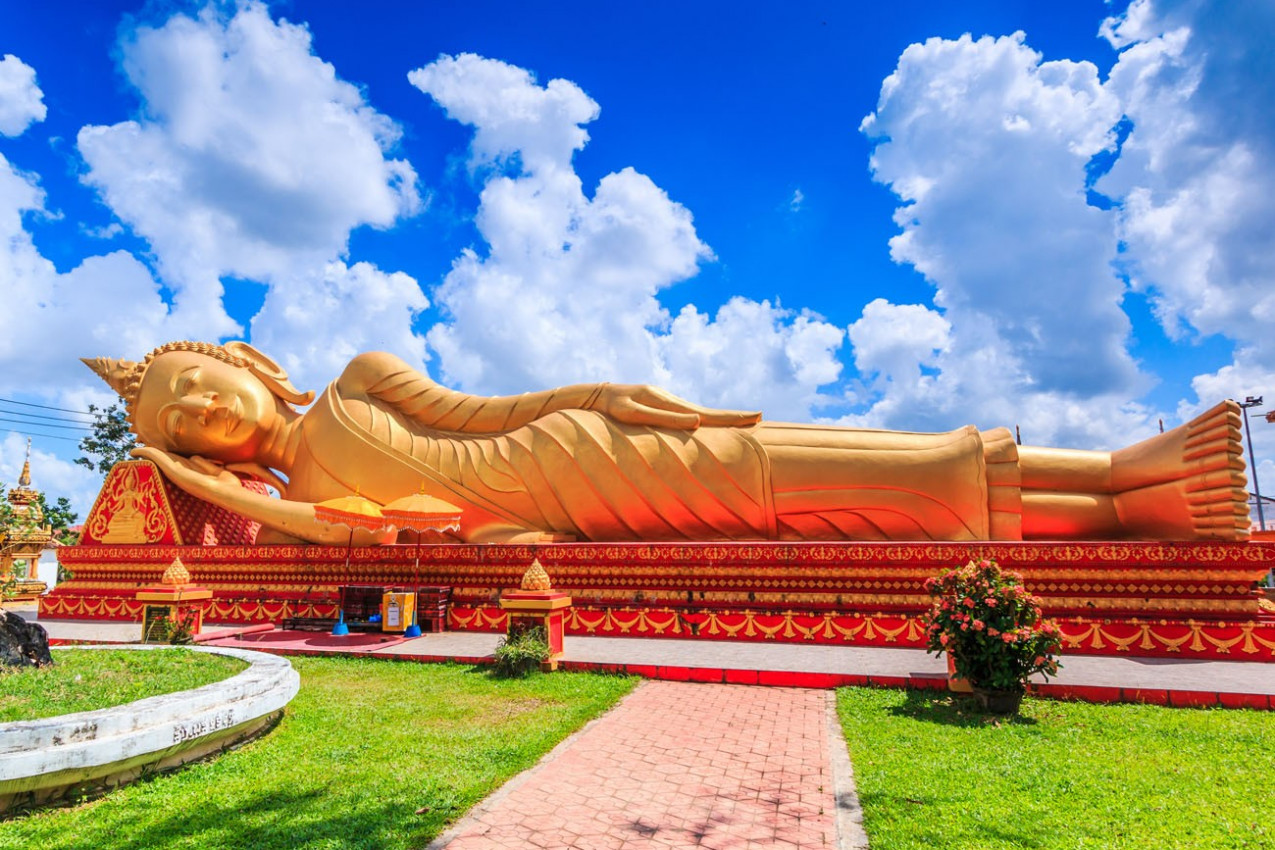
380, 591, 417, 633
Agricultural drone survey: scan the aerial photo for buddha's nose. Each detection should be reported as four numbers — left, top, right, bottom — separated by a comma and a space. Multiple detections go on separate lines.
178, 393, 219, 419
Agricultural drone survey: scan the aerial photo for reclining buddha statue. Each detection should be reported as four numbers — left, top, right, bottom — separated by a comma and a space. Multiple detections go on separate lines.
83, 341, 1250, 546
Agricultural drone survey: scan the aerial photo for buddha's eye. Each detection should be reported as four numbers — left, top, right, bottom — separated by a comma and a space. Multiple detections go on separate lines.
179, 372, 199, 395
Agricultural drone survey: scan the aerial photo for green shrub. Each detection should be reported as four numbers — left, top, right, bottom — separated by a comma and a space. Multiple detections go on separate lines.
924, 558, 1061, 694
492, 625, 550, 678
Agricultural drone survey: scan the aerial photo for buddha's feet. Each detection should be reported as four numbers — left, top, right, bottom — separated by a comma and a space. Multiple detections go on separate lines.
1111, 400, 1250, 540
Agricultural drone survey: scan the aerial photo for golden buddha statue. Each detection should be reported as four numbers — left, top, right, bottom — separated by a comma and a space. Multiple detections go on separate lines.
82, 341, 1250, 546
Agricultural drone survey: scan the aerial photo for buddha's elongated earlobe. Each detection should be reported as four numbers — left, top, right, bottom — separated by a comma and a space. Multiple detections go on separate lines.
223, 341, 315, 406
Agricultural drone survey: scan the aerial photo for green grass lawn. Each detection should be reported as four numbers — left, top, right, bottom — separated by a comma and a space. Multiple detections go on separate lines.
0, 657, 635, 850
0, 649, 247, 722
837, 687, 1274, 850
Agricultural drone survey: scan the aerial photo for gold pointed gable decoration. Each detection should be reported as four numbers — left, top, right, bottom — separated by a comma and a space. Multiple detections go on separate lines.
161, 556, 192, 587
520, 558, 552, 591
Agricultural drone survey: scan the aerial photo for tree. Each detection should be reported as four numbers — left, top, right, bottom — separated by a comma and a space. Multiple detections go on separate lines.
36, 493, 78, 545
75, 403, 136, 475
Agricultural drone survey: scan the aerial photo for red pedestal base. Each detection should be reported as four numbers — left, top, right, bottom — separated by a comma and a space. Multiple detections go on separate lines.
43, 539, 1275, 661
500, 589, 572, 670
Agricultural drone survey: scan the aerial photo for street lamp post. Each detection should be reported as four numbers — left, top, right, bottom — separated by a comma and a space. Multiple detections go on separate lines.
1238, 396, 1265, 534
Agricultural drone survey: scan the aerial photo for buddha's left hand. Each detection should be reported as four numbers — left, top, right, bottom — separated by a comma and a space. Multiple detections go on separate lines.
590, 384, 761, 430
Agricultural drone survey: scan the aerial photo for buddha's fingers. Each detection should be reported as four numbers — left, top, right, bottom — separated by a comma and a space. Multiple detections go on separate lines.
636, 385, 761, 427
618, 401, 701, 429
697, 408, 763, 427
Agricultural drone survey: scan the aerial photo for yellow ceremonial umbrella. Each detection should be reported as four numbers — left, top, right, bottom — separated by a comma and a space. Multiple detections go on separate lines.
381, 488, 463, 637
314, 490, 389, 570
314, 490, 391, 636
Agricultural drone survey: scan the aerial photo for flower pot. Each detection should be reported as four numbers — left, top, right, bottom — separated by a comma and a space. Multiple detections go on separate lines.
971, 686, 1024, 715
946, 652, 972, 693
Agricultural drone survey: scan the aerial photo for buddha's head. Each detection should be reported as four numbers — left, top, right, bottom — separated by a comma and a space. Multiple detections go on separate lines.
82, 341, 314, 463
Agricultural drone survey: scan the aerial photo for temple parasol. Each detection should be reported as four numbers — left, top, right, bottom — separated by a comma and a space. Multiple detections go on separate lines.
381, 488, 463, 637
314, 491, 390, 636
314, 491, 389, 547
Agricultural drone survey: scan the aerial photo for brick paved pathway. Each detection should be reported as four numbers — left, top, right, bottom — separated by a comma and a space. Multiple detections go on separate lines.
429, 681, 858, 849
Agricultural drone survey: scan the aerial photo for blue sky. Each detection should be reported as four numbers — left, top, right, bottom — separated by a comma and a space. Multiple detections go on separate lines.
1, 0, 1273, 519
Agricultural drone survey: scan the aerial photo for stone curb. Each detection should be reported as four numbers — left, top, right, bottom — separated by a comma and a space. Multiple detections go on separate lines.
0, 644, 299, 810
827, 691, 871, 849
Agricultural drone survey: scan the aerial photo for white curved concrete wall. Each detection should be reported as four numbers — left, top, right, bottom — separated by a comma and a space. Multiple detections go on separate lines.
0, 645, 300, 812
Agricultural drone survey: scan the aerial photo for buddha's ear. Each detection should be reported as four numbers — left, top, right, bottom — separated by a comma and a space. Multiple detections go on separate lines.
223, 341, 315, 406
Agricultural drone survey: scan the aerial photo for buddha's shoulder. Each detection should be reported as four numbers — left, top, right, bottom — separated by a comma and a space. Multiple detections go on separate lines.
336, 351, 425, 393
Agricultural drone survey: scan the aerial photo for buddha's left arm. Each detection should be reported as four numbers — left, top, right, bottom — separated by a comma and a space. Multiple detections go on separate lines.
339, 351, 760, 433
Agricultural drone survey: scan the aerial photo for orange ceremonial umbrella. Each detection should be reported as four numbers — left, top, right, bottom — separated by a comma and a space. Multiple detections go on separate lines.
381, 489, 463, 638
381, 490, 463, 534
314, 491, 390, 572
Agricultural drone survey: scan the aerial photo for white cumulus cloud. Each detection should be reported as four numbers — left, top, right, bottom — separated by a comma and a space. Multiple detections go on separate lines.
1099, 0, 1275, 413
77, 0, 423, 355
0, 54, 46, 136
847, 298, 950, 391
661, 299, 845, 416
412, 53, 844, 420
247, 260, 429, 396
0, 434, 104, 523
0, 143, 182, 391
857, 31, 1153, 447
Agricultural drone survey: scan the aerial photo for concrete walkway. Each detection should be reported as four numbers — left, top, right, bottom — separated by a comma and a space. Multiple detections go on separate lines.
426, 681, 868, 850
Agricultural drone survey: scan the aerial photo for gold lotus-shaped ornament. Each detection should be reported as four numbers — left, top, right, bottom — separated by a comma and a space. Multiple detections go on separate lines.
161, 557, 192, 587
520, 559, 552, 591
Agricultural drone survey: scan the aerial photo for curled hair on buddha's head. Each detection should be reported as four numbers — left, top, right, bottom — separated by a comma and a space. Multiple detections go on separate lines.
80, 340, 315, 431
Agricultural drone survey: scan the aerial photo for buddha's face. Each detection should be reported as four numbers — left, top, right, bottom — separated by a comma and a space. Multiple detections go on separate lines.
133, 350, 281, 462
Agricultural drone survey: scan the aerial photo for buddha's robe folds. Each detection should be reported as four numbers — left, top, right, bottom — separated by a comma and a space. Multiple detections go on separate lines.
284, 366, 1023, 542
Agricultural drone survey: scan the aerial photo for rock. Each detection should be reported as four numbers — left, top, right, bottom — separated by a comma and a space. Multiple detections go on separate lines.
0, 609, 53, 668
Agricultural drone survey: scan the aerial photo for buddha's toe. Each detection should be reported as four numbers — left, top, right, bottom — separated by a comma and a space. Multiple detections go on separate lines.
1183, 400, 1244, 472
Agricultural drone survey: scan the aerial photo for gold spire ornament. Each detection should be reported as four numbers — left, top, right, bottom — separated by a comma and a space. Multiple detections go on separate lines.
160, 556, 192, 587
79, 356, 147, 405
520, 559, 552, 591
18, 439, 31, 487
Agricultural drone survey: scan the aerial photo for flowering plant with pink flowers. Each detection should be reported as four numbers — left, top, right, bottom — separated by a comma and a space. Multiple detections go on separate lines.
924, 558, 1062, 694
